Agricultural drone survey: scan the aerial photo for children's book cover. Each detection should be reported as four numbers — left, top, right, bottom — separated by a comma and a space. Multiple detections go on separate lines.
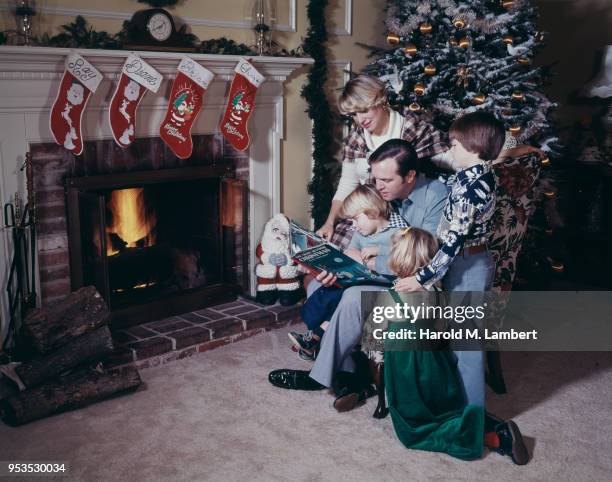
289, 220, 393, 288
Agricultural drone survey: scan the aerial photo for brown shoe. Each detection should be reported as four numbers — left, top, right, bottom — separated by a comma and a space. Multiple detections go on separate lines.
333, 385, 376, 412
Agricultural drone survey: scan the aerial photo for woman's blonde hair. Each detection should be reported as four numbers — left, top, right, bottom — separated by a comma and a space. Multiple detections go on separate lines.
340, 184, 390, 220
388, 227, 438, 278
338, 75, 389, 116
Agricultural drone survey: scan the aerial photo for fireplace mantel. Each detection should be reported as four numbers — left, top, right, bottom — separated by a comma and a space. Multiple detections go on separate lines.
0, 46, 313, 82
0, 46, 313, 328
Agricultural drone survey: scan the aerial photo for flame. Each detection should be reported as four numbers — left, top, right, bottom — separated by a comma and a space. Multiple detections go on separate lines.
106, 188, 156, 256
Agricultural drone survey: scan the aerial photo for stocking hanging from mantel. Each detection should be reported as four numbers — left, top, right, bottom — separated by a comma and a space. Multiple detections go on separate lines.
109, 54, 162, 148
49, 51, 103, 156
220, 58, 265, 152
159, 57, 214, 159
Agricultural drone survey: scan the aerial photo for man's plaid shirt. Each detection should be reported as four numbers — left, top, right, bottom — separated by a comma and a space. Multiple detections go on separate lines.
340, 111, 449, 164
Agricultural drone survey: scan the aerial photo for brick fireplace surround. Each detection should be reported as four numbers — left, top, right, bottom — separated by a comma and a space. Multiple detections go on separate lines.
0, 47, 312, 363
32, 135, 249, 305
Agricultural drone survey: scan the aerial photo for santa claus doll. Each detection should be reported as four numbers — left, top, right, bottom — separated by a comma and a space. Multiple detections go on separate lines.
255, 214, 301, 306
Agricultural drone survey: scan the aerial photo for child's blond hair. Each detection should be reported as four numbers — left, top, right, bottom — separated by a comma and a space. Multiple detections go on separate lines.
388, 227, 438, 278
340, 184, 390, 221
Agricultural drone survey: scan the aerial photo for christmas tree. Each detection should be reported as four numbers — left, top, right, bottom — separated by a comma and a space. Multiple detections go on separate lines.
361, 0, 566, 286
363, 0, 558, 153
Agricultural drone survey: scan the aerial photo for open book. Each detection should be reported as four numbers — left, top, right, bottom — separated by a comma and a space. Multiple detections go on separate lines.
289, 220, 394, 288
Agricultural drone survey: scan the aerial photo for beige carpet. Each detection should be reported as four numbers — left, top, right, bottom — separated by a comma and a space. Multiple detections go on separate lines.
1, 324, 611, 481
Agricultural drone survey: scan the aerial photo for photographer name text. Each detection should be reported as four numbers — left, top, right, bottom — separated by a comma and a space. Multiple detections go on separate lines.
372, 327, 538, 341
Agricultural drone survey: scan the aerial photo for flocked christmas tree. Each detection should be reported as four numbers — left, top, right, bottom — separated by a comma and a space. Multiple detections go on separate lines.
364, 0, 557, 150
361, 0, 566, 285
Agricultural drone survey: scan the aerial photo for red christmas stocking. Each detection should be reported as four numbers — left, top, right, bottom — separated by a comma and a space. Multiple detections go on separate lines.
159, 57, 214, 159
109, 54, 162, 148
49, 52, 103, 155
220, 58, 265, 151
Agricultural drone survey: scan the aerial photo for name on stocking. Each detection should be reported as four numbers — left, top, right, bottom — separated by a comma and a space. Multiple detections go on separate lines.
125, 59, 158, 87
179, 59, 211, 88
68, 58, 98, 82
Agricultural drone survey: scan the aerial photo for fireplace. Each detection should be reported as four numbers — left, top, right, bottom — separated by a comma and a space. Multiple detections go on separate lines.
0, 47, 313, 334
65, 164, 247, 327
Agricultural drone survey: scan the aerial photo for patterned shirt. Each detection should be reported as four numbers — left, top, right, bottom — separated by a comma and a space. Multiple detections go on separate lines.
341, 111, 449, 164
416, 163, 497, 288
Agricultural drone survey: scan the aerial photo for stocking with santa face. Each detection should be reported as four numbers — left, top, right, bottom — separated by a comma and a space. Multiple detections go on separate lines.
159, 57, 214, 159
109, 54, 162, 148
220, 58, 265, 151
49, 52, 103, 155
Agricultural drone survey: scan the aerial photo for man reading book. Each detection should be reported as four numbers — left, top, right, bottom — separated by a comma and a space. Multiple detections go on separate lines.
270, 139, 448, 401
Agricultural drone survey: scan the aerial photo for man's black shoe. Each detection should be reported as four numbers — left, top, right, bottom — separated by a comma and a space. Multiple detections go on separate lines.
495, 420, 530, 465
268, 369, 325, 390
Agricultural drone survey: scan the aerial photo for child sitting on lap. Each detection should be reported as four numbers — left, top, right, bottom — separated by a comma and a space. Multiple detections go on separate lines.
289, 184, 407, 360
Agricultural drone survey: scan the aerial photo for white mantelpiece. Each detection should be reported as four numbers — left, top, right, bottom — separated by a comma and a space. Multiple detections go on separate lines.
0, 46, 312, 334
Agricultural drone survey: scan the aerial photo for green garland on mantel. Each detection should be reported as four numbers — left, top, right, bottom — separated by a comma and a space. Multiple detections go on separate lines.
301, 0, 337, 229
1, 15, 303, 57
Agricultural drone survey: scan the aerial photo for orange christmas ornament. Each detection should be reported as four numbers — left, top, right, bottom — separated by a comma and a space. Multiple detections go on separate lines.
472, 93, 486, 104
424, 64, 437, 75
420, 23, 433, 34
387, 33, 400, 45
414, 83, 426, 96
404, 43, 418, 55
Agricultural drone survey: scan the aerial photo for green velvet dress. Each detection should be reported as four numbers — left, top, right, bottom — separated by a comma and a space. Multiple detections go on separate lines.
383, 293, 484, 461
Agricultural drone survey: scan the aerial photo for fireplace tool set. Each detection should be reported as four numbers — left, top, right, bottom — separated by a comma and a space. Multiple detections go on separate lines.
2, 154, 37, 355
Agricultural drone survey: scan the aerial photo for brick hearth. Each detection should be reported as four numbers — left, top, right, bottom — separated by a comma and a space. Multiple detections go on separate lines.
107, 298, 301, 369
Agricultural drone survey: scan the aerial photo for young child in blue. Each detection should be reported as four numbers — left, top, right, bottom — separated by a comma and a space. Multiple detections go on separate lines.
395, 111, 505, 408
289, 184, 407, 360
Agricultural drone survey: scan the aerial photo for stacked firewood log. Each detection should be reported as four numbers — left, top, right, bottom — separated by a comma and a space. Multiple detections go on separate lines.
0, 286, 142, 426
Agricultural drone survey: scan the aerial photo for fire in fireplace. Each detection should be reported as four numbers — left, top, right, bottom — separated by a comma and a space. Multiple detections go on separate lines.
104, 187, 157, 256
66, 165, 247, 327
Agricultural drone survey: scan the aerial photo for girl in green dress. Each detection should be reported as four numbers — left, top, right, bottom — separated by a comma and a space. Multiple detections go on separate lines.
380, 227, 528, 464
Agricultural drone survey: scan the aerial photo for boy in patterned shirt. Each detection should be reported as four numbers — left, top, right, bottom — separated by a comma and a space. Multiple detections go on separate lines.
395, 111, 505, 408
